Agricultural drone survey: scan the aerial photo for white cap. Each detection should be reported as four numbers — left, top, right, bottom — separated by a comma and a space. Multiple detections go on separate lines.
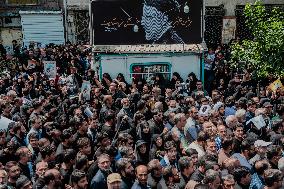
254, 140, 272, 147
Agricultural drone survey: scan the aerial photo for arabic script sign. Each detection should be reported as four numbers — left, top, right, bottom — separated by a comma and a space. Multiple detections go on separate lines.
91, 0, 202, 45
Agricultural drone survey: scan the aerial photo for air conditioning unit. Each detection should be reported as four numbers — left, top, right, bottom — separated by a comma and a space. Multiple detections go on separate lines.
67, 15, 74, 23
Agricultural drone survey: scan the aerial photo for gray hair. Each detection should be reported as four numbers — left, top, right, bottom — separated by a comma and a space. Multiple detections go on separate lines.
235, 109, 246, 119
278, 157, 284, 172
255, 108, 266, 116
203, 169, 220, 184
225, 115, 237, 126
222, 174, 235, 182
174, 113, 185, 124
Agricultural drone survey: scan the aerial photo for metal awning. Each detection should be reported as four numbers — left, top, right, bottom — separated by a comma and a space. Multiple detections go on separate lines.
93, 44, 205, 54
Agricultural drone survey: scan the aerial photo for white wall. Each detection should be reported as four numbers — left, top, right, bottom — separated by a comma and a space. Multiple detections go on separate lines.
20, 11, 65, 48
205, 0, 284, 16
100, 54, 201, 83
100, 56, 128, 81
171, 55, 201, 81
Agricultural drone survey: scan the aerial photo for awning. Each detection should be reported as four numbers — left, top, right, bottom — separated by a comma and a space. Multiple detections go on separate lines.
93, 44, 205, 54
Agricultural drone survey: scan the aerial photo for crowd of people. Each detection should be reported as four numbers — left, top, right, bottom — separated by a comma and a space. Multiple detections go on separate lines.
0, 41, 284, 189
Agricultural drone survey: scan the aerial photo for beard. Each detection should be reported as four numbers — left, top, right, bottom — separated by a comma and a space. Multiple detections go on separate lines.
173, 177, 180, 183
125, 170, 135, 180
54, 180, 64, 189
10, 174, 20, 180
19, 132, 26, 139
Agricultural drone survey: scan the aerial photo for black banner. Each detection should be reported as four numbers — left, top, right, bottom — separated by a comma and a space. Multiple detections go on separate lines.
91, 0, 202, 45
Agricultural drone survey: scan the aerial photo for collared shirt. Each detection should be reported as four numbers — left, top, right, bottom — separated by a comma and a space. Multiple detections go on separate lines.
160, 155, 178, 168
171, 126, 188, 150
232, 153, 252, 170
249, 173, 264, 189
131, 180, 151, 189
184, 117, 200, 143
215, 136, 222, 152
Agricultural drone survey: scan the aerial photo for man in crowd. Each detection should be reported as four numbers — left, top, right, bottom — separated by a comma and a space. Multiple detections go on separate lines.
116, 158, 135, 189
131, 165, 150, 189
90, 154, 112, 189
0, 43, 283, 189
71, 169, 88, 189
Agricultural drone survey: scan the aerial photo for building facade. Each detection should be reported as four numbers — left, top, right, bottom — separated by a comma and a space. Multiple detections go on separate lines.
0, 0, 283, 51
0, 0, 63, 52
65, 0, 89, 44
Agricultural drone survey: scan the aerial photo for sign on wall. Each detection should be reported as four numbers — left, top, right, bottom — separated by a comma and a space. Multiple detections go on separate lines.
221, 17, 236, 44
91, 0, 202, 45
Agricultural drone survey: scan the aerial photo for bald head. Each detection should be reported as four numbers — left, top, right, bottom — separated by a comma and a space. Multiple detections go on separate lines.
136, 165, 148, 185
217, 125, 226, 138
255, 160, 270, 176
44, 169, 60, 177
136, 165, 147, 174
36, 161, 48, 177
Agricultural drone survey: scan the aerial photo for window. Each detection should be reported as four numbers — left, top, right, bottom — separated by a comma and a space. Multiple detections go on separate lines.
130, 63, 171, 82
7, 0, 38, 5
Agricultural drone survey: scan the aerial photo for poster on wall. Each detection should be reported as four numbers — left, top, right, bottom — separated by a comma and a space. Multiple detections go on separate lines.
222, 17, 236, 44
91, 0, 202, 45
43, 61, 57, 79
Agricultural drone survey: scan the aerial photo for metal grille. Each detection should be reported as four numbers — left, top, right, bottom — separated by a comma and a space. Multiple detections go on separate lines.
74, 10, 89, 43
204, 5, 225, 48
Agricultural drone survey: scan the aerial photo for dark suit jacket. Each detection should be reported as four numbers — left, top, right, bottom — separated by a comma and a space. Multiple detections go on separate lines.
90, 169, 108, 189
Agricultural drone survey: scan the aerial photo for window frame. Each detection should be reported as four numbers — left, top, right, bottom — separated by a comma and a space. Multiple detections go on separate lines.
129, 62, 172, 81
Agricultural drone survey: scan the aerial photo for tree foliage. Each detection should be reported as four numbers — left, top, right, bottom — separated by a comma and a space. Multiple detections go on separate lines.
230, 1, 284, 79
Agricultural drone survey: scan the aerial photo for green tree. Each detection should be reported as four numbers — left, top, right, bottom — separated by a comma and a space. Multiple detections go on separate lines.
231, 1, 284, 79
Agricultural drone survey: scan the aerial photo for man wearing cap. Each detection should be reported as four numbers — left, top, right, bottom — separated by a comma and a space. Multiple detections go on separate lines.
249, 140, 272, 165
160, 141, 178, 168
263, 102, 274, 118
107, 173, 122, 189
131, 165, 150, 189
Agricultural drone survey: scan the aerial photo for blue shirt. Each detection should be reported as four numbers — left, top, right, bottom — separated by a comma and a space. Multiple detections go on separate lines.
215, 136, 222, 152
249, 173, 264, 189
232, 153, 252, 170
